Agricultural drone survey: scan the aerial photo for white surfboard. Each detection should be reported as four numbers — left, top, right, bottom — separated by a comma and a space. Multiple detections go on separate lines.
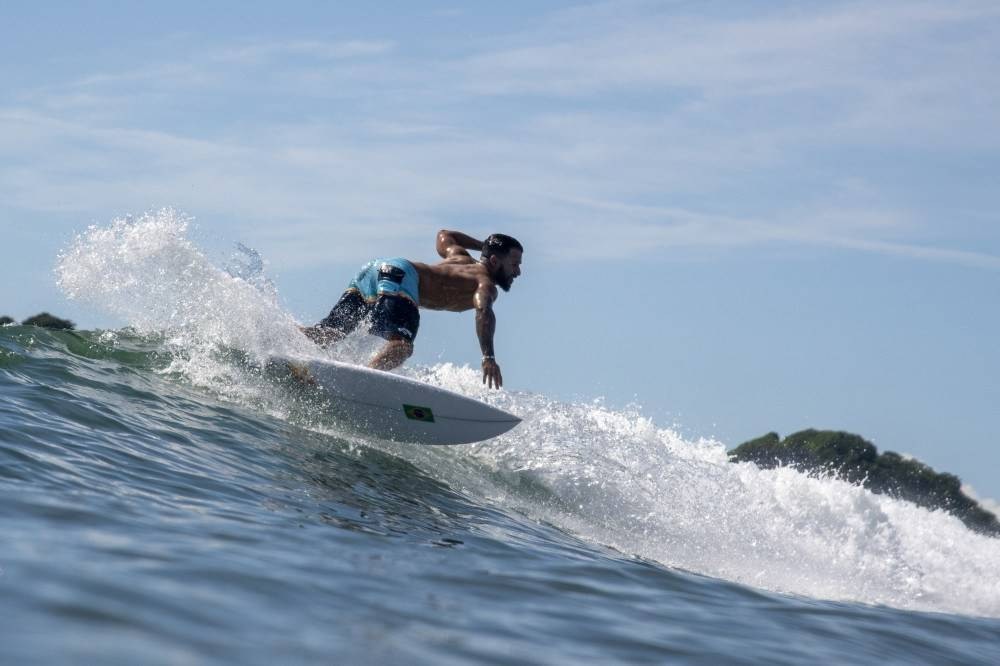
274, 357, 521, 445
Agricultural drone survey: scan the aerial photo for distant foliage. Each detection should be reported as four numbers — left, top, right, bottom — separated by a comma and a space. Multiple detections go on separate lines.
21, 312, 76, 330
0, 315, 14, 325
729, 429, 1000, 537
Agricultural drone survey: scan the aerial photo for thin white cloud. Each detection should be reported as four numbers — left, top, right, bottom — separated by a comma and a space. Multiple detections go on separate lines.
2, 1, 999, 271
462, 1, 1000, 93
820, 237, 1000, 270
459, 1, 1000, 147
213, 39, 396, 64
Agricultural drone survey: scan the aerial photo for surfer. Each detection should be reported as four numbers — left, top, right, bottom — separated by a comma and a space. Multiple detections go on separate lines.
302, 230, 523, 389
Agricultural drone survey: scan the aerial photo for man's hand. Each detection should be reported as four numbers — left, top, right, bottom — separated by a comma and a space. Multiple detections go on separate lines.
482, 357, 503, 389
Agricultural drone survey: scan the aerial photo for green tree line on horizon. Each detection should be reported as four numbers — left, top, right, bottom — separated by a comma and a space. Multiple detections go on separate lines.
0, 312, 75, 329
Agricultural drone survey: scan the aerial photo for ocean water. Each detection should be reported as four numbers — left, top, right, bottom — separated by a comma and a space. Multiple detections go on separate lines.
2, 211, 999, 664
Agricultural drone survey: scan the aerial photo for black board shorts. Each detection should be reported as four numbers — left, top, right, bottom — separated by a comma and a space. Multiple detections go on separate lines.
318, 290, 420, 342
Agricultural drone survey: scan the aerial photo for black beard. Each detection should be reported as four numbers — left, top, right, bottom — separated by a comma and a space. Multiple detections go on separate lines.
496, 270, 513, 292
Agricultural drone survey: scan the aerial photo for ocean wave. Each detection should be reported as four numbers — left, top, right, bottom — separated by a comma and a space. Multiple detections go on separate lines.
35, 211, 1000, 620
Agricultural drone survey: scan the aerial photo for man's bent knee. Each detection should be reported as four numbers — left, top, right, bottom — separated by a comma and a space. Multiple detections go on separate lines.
370, 337, 413, 370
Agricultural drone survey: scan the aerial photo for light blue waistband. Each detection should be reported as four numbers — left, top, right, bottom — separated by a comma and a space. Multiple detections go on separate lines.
348, 257, 419, 304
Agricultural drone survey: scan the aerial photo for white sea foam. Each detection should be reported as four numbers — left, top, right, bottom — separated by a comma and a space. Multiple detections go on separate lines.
56, 211, 1000, 619
399, 364, 1000, 619
55, 209, 323, 389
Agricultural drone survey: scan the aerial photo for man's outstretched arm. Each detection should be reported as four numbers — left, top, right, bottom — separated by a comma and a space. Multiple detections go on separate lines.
474, 286, 503, 389
437, 230, 483, 260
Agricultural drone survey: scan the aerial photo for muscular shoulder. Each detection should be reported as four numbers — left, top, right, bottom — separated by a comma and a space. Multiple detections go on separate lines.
474, 269, 498, 299
439, 255, 476, 266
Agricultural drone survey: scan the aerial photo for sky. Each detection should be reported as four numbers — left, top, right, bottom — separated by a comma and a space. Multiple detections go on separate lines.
2, 1, 999, 499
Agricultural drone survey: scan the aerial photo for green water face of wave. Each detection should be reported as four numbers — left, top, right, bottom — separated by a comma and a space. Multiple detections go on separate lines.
0, 326, 374, 448
0, 327, 168, 370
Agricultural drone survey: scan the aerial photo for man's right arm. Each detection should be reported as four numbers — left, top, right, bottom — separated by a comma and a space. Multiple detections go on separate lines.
474, 283, 503, 389
437, 230, 483, 260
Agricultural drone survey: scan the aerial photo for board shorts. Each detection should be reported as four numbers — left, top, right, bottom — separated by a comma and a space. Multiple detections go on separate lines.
317, 257, 420, 342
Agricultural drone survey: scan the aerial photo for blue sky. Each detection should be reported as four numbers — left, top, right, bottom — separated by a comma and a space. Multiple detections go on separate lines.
2, 1, 999, 500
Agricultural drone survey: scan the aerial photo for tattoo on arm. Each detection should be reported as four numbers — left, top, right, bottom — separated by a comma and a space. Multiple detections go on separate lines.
474, 289, 496, 357
476, 307, 496, 357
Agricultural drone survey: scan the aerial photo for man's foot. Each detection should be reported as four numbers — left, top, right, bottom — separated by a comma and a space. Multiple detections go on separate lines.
287, 362, 317, 385
301, 325, 344, 348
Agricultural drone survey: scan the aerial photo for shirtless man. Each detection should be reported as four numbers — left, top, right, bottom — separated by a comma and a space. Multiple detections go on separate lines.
302, 230, 523, 389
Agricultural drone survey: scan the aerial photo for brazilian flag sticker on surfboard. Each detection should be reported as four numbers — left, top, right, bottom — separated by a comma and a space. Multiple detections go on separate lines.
403, 404, 435, 423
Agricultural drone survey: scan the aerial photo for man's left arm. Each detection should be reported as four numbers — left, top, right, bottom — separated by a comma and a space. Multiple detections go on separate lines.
437, 230, 483, 261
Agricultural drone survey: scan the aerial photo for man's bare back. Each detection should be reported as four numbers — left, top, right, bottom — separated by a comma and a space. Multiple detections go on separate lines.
409, 260, 490, 312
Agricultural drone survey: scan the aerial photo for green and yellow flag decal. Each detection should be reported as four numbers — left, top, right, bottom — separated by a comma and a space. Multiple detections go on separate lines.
403, 404, 435, 423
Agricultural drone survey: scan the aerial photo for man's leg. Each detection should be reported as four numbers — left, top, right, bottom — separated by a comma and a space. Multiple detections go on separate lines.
367, 289, 419, 370
369, 337, 413, 370
304, 291, 367, 348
